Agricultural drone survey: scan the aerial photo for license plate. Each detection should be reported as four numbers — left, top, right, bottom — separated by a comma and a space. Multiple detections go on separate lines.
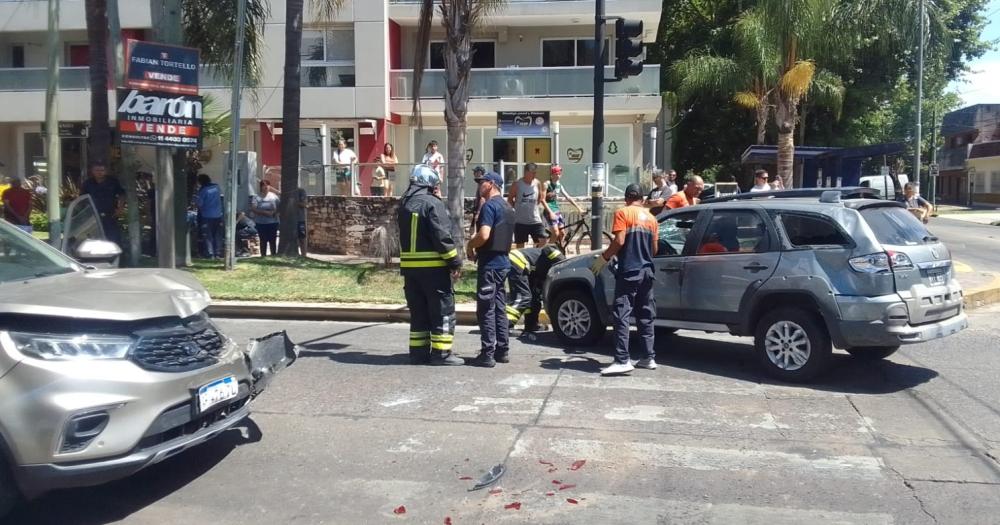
197, 376, 238, 413
929, 273, 946, 286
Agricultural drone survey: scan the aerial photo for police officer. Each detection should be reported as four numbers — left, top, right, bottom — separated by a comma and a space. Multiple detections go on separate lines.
591, 183, 659, 376
466, 171, 514, 367
398, 165, 464, 365
506, 245, 565, 332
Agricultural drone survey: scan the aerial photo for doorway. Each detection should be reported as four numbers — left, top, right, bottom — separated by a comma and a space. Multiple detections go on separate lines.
493, 138, 517, 183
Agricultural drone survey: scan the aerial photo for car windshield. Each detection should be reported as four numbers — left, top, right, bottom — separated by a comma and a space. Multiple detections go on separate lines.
860, 206, 931, 246
0, 222, 78, 283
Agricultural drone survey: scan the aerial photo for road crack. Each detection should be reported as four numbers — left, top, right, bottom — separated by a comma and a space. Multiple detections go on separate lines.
884, 463, 939, 525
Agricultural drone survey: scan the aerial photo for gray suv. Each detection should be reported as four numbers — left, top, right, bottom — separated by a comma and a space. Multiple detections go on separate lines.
0, 218, 295, 516
544, 190, 968, 382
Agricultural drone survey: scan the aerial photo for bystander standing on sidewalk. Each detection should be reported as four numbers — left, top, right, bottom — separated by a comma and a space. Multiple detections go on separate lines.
592, 183, 659, 376
80, 163, 125, 248
749, 169, 772, 193
467, 171, 515, 367
296, 186, 309, 257
666, 175, 705, 209
545, 165, 583, 248
508, 163, 550, 248
1, 176, 33, 233
251, 180, 280, 256
194, 174, 224, 259
334, 139, 358, 196
421, 141, 445, 177
469, 166, 488, 237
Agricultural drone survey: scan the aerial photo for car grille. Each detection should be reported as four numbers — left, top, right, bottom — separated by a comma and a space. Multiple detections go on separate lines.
132, 327, 226, 372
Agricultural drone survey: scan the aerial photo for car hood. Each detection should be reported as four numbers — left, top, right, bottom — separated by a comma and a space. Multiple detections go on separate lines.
0, 268, 211, 321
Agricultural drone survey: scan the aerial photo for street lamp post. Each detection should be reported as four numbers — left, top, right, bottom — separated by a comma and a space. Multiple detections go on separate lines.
913, 0, 925, 188
225, 0, 248, 271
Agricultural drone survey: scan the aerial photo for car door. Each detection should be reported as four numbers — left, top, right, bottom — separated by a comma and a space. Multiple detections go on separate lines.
680, 208, 779, 325
653, 210, 703, 320
60, 195, 106, 257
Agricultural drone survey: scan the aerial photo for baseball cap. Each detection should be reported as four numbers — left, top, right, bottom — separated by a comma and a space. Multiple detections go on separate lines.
472, 166, 487, 180
480, 171, 504, 188
550, 165, 563, 174
624, 183, 643, 201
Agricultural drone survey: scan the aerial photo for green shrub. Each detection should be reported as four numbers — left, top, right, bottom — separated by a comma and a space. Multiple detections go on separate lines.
30, 211, 49, 232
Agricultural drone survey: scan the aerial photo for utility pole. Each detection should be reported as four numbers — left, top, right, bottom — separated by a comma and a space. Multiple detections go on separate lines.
913, 0, 925, 186
930, 106, 938, 209
225, 0, 248, 271
150, 0, 184, 268
591, 0, 606, 250
45, 0, 62, 246
107, 0, 141, 266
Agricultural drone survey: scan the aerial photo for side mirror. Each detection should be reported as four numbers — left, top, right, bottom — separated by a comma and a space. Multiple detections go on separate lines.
75, 239, 122, 266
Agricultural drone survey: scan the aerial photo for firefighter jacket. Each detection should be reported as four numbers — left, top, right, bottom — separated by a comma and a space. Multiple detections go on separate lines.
398, 186, 462, 274
509, 245, 565, 278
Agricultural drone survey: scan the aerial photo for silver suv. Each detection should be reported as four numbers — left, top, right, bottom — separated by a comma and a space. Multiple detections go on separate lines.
0, 219, 295, 515
544, 189, 968, 382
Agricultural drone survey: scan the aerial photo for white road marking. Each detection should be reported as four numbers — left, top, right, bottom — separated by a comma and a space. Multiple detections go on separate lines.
513, 437, 885, 479
379, 396, 421, 407
451, 397, 545, 415
499, 373, 558, 393
386, 437, 440, 454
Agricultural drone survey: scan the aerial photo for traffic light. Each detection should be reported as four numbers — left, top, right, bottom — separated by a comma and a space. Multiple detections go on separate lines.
614, 19, 644, 80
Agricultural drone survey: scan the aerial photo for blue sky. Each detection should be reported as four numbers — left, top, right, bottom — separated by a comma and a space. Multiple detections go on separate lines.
949, 0, 1000, 106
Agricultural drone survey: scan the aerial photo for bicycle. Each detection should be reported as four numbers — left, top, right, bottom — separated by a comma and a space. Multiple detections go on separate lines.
554, 212, 613, 255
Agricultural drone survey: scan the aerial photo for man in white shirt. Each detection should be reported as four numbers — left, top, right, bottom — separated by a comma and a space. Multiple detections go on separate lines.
749, 169, 772, 193
334, 139, 358, 196
664, 169, 679, 196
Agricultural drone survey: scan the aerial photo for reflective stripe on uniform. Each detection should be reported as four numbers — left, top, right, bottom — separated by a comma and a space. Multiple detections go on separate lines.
400, 260, 448, 268
409, 212, 418, 253
409, 331, 430, 347
440, 248, 458, 260
547, 249, 563, 260
506, 305, 522, 321
430, 333, 454, 351
509, 250, 529, 270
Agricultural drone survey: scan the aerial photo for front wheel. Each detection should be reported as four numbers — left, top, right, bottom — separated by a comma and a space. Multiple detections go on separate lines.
574, 230, 615, 254
551, 289, 606, 346
846, 346, 900, 360
754, 308, 832, 383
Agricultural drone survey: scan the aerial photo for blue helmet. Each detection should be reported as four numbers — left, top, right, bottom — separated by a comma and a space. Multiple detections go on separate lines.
409, 164, 441, 188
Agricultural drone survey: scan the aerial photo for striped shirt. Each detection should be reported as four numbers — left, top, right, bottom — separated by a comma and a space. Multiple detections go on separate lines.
611, 205, 658, 280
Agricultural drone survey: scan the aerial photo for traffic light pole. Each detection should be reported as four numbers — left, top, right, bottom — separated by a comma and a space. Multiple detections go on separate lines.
591, 0, 605, 251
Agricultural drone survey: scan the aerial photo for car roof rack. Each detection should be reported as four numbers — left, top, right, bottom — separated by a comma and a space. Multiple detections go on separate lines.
702, 186, 881, 203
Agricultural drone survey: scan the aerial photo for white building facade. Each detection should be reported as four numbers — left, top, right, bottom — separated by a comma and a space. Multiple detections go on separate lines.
0, 0, 663, 197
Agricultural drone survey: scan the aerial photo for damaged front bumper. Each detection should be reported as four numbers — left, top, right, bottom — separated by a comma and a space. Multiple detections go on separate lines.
12, 332, 300, 497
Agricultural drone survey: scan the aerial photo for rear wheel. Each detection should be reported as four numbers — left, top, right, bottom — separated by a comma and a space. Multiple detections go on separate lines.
551, 289, 606, 346
754, 308, 832, 383
846, 346, 900, 360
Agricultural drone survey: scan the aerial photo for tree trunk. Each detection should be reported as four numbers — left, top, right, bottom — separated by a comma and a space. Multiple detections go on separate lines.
441, 3, 472, 249
85, 0, 111, 168
775, 94, 797, 189
278, 0, 303, 256
755, 102, 767, 145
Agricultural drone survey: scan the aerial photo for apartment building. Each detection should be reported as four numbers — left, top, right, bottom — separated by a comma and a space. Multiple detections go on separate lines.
0, 0, 663, 198
937, 104, 1000, 205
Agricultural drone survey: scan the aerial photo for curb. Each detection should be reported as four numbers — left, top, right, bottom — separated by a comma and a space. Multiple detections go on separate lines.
208, 302, 551, 326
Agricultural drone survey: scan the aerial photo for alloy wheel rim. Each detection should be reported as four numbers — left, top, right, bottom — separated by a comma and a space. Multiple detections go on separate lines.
558, 299, 591, 339
764, 320, 811, 371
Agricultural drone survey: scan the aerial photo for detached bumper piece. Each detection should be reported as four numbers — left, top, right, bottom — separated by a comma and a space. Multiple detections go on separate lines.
245, 331, 300, 397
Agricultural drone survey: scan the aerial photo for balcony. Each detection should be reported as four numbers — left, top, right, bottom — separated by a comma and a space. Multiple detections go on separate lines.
0, 67, 89, 91
938, 147, 969, 170
390, 65, 659, 99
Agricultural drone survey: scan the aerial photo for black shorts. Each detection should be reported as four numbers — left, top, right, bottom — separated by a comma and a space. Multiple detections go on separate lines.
514, 222, 548, 244
297, 221, 306, 239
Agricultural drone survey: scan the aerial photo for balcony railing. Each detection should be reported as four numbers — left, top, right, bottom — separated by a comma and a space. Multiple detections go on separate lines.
390, 65, 659, 99
0, 67, 89, 91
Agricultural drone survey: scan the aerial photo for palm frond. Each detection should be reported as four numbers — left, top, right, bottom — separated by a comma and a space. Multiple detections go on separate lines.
671, 54, 746, 103
182, 0, 269, 89
310, 0, 346, 22
734, 8, 782, 84
780, 60, 816, 99
410, 0, 435, 129
199, 94, 232, 141
808, 69, 846, 119
733, 91, 761, 109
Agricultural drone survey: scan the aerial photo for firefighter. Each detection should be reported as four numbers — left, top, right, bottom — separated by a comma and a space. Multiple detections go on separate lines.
466, 171, 515, 367
398, 164, 464, 365
506, 245, 565, 332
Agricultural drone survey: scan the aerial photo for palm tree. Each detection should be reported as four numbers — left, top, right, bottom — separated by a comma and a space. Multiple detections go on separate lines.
279, 0, 345, 256
84, 0, 111, 168
411, 0, 506, 247
181, 0, 270, 89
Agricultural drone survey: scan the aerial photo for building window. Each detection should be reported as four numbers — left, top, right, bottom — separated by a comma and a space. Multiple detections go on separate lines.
429, 41, 495, 69
991, 171, 1000, 193
67, 44, 89, 67
542, 38, 610, 67
12, 45, 25, 68
301, 28, 355, 87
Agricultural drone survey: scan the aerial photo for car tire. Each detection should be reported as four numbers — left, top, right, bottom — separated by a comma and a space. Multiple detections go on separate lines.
754, 308, 832, 383
846, 346, 900, 360
0, 455, 19, 518
551, 289, 606, 346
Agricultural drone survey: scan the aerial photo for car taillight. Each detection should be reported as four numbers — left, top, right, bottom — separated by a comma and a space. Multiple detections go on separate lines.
886, 250, 914, 270
849, 253, 891, 273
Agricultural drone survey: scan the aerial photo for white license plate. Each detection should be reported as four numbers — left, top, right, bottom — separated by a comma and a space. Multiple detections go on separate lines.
197, 376, 238, 413
929, 273, 946, 286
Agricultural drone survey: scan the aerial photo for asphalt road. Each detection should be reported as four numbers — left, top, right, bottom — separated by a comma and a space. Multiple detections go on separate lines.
929, 218, 1000, 289
8, 309, 1000, 525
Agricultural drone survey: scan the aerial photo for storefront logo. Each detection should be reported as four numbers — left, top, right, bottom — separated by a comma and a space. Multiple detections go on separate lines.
566, 148, 584, 163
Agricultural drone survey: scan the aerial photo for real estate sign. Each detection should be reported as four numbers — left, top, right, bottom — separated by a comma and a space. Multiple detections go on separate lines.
116, 89, 204, 150
125, 40, 199, 96
497, 111, 550, 137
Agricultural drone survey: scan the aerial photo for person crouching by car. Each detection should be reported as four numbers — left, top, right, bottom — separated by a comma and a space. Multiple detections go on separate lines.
399, 165, 464, 366
591, 183, 659, 376
506, 245, 565, 333
466, 171, 515, 367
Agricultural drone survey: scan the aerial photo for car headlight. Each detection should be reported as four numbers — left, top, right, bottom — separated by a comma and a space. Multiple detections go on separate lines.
6, 332, 134, 361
